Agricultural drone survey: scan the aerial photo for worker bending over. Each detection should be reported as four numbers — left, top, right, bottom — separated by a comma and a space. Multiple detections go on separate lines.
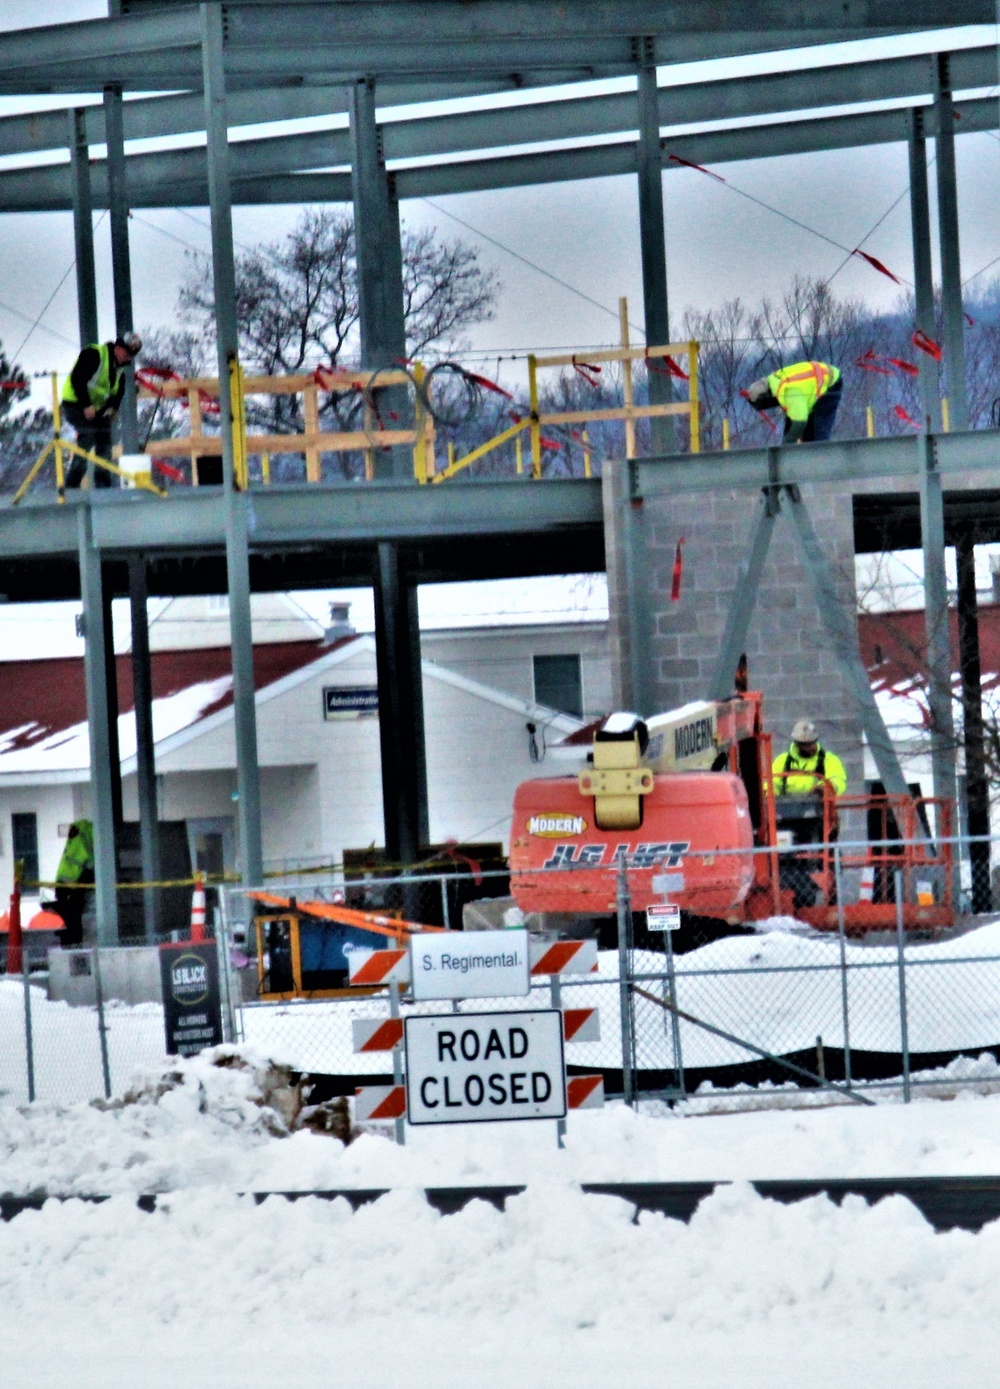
746, 360, 842, 444
772, 719, 847, 908
62, 333, 142, 487
52, 819, 95, 946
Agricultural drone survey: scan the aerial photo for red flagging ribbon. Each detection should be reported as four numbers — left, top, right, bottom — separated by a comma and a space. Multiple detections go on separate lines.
856, 350, 919, 377
571, 357, 602, 387
0, 378, 28, 390
667, 153, 726, 183
647, 351, 690, 381
440, 840, 483, 886
151, 459, 185, 482
137, 365, 219, 415
912, 330, 943, 361
893, 404, 921, 428
852, 249, 902, 284
670, 537, 685, 603
465, 370, 514, 400
965, 313, 976, 327
741, 388, 779, 432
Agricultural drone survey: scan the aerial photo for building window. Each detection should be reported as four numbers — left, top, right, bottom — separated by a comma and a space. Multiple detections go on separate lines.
11, 812, 39, 887
533, 653, 583, 717
206, 594, 229, 614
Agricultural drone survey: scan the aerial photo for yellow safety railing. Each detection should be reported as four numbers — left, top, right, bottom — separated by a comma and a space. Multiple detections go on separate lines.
140, 365, 436, 484
432, 297, 700, 484
13, 372, 166, 505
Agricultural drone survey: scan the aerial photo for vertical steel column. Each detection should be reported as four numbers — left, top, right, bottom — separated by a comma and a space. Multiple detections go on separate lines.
785, 489, 912, 799
955, 529, 991, 908
102, 82, 138, 453
350, 77, 410, 480
101, 574, 123, 837
935, 54, 968, 432
907, 108, 941, 433
636, 39, 673, 455
128, 554, 161, 940
201, 2, 264, 888
708, 482, 780, 700
601, 458, 652, 714
372, 542, 428, 867
69, 109, 99, 348
78, 505, 119, 945
918, 433, 957, 811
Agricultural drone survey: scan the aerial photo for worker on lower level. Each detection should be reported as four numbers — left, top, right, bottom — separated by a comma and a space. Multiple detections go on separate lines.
62, 333, 142, 488
772, 719, 847, 908
746, 360, 842, 444
52, 819, 95, 946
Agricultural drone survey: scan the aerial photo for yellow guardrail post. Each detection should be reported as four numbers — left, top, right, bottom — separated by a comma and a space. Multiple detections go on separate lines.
261, 451, 271, 484
941, 397, 950, 433
228, 354, 249, 489
619, 298, 636, 460
687, 339, 700, 454
722, 417, 730, 451
866, 405, 875, 438
582, 427, 592, 478
528, 353, 541, 477
515, 433, 523, 475
51, 371, 65, 501
412, 361, 428, 483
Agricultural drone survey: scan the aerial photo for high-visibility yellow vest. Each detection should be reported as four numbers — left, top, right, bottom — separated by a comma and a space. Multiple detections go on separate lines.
772, 746, 847, 797
766, 361, 840, 424
61, 343, 121, 411
56, 820, 95, 882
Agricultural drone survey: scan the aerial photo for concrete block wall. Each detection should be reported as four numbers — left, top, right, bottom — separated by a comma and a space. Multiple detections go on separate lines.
629, 482, 866, 796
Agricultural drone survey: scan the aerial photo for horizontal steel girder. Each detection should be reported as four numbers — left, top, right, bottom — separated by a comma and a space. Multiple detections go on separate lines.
0, 93, 993, 214
0, 476, 603, 561
0, 40, 995, 168
632, 430, 1000, 498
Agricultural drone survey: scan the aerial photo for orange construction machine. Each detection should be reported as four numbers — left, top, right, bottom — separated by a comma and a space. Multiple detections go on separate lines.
509, 692, 954, 933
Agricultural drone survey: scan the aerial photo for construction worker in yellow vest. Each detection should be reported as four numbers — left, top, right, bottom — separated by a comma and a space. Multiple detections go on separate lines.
746, 361, 842, 444
62, 333, 142, 488
773, 720, 847, 800
52, 819, 95, 946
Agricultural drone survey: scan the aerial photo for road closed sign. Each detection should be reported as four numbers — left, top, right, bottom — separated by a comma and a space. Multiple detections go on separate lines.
404, 1009, 566, 1125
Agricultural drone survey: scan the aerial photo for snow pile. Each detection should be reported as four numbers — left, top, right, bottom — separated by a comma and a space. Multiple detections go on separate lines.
7, 1045, 1000, 1198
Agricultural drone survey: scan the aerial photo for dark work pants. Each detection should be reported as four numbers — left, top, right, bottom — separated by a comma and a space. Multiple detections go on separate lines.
63, 403, 115, 488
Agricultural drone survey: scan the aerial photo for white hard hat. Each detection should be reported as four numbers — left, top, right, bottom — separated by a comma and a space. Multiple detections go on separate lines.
116, 332, 142, 359
746, 377, 770, 405
791, 718, 818, 743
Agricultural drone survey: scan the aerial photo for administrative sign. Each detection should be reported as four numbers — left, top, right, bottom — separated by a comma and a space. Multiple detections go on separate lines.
404, 1009, 566, 1125
411, 928, 530, 1001
323, 686, 379, 720
158, 941, 224, 1058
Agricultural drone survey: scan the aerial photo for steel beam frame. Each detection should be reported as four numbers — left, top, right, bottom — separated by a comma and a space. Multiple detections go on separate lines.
935, 54, 969, 433
918, 432, 958, 809
907, 108, 941, 432
69, 109, 99, 348
202, 1, 264, 890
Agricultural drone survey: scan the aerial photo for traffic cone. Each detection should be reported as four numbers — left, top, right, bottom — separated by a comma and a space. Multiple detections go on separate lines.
859, 866, 875, 903
190, 873, 207, 942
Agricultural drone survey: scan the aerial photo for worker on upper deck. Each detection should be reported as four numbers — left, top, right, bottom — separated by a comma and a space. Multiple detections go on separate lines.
746, 360, 842, 444
773, 719, 847, 800
62, 333, 142, 488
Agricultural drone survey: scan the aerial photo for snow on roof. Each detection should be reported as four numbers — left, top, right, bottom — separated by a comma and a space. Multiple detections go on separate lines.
0, 639, 348, 781
859, 604, 1000, 734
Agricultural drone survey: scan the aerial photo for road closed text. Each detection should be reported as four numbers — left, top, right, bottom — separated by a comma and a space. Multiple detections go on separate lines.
404, 1010, 566, 1125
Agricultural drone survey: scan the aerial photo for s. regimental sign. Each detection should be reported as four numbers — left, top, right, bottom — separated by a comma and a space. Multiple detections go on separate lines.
158, 941, 224, 1057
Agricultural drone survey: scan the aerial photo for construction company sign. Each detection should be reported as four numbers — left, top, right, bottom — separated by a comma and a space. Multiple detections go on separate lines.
526, 813, 587, 837
158, 941, 224, 1057
540, 839, 690, 870
404, 1009, 566, 1125
412, 928, 529, 1000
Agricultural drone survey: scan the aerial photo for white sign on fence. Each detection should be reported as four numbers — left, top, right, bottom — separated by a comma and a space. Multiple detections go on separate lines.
404, 1009, 566, 1125
411, 928, 529, 1000
646, 903, 681, 932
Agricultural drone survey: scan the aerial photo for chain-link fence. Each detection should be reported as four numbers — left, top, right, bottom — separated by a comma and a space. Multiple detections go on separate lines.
4, 840, 1000, 1111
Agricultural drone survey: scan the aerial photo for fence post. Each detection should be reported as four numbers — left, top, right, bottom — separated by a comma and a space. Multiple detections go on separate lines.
22, 944, 35, 1103
616, 856, 636, 1107
439, 874, 451, 932
894, 868, 911, 1103
549, 971, 567, 1147
835, 846, 853, 1089
93, 947, 112, 1100
389, 933, 405, 1146
663, 912, 685, 1099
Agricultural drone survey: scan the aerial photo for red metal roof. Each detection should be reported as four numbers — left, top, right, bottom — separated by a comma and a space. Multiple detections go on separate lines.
859, 604, 1000, 723
0, 639, 344, 754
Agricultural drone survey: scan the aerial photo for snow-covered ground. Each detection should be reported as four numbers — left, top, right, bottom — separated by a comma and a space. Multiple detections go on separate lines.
4, 1049, 1000, 1388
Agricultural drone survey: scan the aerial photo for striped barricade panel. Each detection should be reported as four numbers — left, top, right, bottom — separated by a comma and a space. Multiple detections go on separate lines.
348, 948, 411, 987
529, 939, 598, 976
566, 1075, 604, 1109
562, 1007, 600, 1042
352, 1017, 405, 1053
354, 1085, 406, 1122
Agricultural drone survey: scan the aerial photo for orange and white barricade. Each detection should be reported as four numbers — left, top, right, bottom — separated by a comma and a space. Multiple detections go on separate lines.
562, 1008, 600, 1042
352, 1017, 405, 1052
529, 939, 598, 976
354, 1085, 406, 1122
348, 948, 411, 986
567, 1075, 604, 1109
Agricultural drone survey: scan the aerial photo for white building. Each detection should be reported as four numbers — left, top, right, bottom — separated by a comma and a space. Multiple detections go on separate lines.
0, 593, 609, 911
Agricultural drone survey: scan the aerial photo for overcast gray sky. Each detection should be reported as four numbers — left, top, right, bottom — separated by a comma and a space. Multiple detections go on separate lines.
0, 8, 998, 389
